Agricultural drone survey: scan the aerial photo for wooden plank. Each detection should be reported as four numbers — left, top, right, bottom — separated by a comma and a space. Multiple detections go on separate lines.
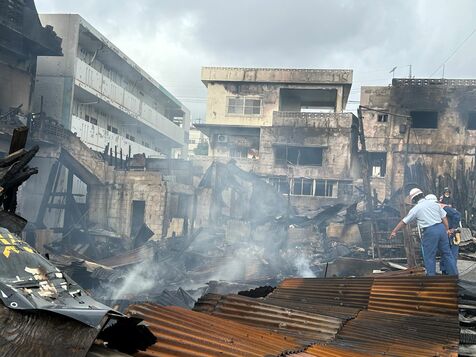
9, 126, 28, 154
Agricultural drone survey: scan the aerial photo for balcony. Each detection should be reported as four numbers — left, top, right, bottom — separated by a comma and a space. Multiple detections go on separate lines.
272, 111, 357, 128
74, 58, 184, 145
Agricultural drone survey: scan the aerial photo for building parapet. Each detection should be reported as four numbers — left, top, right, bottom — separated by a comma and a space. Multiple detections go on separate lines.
272, 111, 356, 128
393, 78, 476, 87
202, 67, 352, 85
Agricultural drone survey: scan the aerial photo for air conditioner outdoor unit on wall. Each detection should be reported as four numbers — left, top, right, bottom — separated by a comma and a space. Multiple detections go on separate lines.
217, 134, 228, 143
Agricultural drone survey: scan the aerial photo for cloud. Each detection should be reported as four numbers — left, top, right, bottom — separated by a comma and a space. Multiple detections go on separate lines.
36, 0, 476, 117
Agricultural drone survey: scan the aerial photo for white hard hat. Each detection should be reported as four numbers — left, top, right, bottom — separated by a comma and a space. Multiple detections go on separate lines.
425, 194, 438, 202
408, 188, 423, 201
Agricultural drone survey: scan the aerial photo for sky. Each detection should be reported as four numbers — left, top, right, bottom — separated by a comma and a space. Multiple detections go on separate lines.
36, 0, 476, 120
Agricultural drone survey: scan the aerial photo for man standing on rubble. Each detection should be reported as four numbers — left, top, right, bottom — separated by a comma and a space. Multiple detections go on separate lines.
426, 194, 461, 274
389, 188, 458, 276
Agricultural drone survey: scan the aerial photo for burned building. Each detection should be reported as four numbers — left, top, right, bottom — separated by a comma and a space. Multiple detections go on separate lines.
0, 0, 62, 116
361, 78, 476, 214
196, 67, 360, 214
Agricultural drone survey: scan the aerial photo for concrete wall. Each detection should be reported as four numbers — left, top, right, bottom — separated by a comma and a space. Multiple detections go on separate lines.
0, 64, 34, 114
257, 112, 359, 179
361, 78, 476, 199
88, 170, 167, 240
204, 83, 348, 126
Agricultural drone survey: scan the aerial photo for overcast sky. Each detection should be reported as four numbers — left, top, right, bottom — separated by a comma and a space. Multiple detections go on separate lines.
36, 0, 476, 120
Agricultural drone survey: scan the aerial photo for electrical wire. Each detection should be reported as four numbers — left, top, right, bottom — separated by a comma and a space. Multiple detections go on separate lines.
429, 25, 476, 78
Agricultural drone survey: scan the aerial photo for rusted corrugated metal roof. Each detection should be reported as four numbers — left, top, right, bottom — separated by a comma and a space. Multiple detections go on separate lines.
262, 297, 361, 320
297, 310, 459, 357
368, 275, 458, 316
265, 277, 374, 309
126, 275, 460, 357
126, 303, 304, 357
193, 293, 343, 343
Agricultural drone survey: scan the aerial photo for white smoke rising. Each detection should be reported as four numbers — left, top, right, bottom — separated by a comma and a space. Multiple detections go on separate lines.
294, 255, 316, 278
111, 260, 156, 299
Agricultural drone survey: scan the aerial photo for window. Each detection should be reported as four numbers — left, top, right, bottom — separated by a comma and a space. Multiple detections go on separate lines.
315, 180, 336, 197
107, 125, 119, 134
244, 99, 261, 115
230, 146, 248, 158
468, 112, 476, 130
227, 97, 261, 115
90, 117, 97, 125
377, 114, 388, 122
227, 98, 243, 114
411, 111, 438, 128
85, 115, 90, 122
369, 152, 387, 177
274, 145, 323, 166
266, 176, 343, 198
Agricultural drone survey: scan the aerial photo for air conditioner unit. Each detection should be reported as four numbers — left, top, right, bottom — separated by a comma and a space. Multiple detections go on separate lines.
217, 134, 228, 143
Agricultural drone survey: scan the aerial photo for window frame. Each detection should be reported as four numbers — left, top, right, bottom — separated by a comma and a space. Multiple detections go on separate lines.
273, 145, 323, 167
226, 96, 262, 116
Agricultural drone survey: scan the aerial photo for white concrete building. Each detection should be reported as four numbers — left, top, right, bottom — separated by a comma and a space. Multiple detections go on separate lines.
188, 125, 209, 156
33, 14, 189, 159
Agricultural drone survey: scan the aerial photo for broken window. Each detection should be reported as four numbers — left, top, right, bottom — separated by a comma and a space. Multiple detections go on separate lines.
377, 114, 388, 122
273, 145, 323, 166
467, 112, 476, 130
227, 97, 262, 115
369, 152, 387, 177
411, 111, 438, 129
314, 180, 337, 197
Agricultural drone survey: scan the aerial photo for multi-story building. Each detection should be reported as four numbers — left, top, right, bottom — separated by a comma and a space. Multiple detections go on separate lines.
33, 14, 189, 159
188, 124, 209, 156
196, 67, 360, 213
361, 78, 476, 209
0, 0, 62, 116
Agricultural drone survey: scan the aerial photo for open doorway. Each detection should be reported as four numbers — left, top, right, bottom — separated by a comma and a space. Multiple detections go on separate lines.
131, 200, 145, 238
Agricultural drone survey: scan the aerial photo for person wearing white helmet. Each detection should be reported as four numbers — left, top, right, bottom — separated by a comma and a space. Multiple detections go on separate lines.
389, 188, 458, 276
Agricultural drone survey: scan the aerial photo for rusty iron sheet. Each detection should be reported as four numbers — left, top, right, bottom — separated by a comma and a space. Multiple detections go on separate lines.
193, 293, 343, 343
127, 303, 305, 357
316, 310, 459, 357
266, 277, 374, 309
262, 297, 361, 320
368, 275, 459, 316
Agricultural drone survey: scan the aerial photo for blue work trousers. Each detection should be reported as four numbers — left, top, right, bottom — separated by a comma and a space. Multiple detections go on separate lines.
421, 223, 458, 276
441, 239, 459, 275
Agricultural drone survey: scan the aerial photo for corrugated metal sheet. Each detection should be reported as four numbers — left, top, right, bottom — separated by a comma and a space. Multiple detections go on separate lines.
262, 297, 361, 320
193, 293, 343, 343
308, 310, 459, 357
126, 303, 304, 357
368, 275, 458, 316
266, 277, 373, 309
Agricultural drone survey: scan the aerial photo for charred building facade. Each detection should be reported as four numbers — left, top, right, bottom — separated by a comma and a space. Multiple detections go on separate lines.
0, 0, 62, 116
196, 67, 359, 214
361, 78, 476, 215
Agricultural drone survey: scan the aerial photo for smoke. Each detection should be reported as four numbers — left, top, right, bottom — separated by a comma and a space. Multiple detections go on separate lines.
294, 255, 316, 278
110, 259, 158, 300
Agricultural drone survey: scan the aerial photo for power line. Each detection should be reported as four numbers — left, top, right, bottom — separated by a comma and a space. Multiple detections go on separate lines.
429, 25, 476, 78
